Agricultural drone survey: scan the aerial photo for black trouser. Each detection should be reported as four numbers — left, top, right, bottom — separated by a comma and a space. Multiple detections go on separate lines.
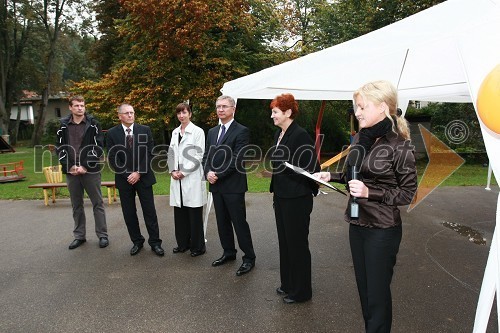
212, 192, 255, 262
119, 181, 161, 247
349, 224, 402, 333
174, 206, 204, 252
273, 194, 313, 301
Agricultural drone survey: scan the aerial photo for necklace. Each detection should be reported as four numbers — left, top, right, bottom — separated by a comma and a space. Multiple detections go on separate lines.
277, 131, 285, 144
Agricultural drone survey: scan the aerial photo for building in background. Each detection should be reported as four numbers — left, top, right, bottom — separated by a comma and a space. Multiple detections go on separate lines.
10, 91, 70, 125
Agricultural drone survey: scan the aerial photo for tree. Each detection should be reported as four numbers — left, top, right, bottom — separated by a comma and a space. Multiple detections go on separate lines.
74, 0, 272, 143
253, 0, 329, 55
313, 0, 446, 48
0, 0, 33, 137
29, 0, 99, 145
72, 0, 450, 149
88, 0, 127, 75
60, 30, 99, 82
424, 102, 486, 156
30, 0, 69, 145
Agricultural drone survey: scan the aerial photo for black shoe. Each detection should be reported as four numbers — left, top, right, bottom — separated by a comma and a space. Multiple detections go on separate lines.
212, 255, 237, 267
99, 237, 109, 248
69, 239, 86, 250
173, 246, 188, 253
236, 262, 254, 276
276, 287, 287, 295
190, 249, 206, 257
152, 245, 165, 256
283, 296, 310, 304
130, 244, 143, 256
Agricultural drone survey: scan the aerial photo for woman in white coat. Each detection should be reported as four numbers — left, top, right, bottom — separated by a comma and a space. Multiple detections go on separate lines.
169, 103, 207, 257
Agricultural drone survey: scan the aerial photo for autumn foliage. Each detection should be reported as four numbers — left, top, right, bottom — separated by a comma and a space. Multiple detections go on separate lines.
74, 0, 259, 137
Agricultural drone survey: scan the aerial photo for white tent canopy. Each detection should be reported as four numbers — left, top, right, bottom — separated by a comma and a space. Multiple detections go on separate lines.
221, 0, 498, 105
222, 1, 500, 332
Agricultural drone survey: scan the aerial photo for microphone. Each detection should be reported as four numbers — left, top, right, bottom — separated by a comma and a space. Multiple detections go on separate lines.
350, 166, 359, 219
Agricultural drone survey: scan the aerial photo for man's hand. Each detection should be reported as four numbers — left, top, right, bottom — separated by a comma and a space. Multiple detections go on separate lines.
69, 166, 87, 175
69, 166, 78, 176
206, 171, 218, 184
77, 166, 87, 175
127, 171, 141, 185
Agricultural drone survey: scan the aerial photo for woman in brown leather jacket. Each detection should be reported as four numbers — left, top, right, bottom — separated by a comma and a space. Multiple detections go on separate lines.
315, 80, 417, 333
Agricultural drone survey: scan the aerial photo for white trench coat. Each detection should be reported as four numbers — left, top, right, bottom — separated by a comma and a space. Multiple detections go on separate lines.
168, 122, 207, 208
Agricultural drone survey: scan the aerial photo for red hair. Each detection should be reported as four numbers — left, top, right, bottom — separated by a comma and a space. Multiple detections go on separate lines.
270, 93, 299, 119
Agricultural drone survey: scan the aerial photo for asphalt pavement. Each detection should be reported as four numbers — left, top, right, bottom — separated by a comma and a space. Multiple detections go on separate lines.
0, 186, 498, 332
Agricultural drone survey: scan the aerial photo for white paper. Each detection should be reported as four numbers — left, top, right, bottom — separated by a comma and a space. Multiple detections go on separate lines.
284, 162, 347, 196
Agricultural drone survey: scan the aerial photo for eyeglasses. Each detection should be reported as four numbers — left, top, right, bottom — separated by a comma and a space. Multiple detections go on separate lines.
216, 105, 234, 110
119, 111, 135, 115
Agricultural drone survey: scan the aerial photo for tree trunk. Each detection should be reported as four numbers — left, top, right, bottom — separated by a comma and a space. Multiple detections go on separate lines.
30, 0, 64, 146
0, 95, 8, 136
31, 87, 49, 146
11, 96, 21, 145
1, 0, 34, 142
0, 3, 8, 137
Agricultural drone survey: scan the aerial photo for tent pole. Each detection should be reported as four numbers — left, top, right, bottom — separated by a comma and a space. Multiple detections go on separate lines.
315, 101, 326, 161
349, 107, 356, 144
486, 162, 492, 191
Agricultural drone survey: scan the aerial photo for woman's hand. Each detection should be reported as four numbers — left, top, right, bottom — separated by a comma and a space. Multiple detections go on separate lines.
171, 170, 184, 180
313, 172, 331, 182
348, 179, 369, 198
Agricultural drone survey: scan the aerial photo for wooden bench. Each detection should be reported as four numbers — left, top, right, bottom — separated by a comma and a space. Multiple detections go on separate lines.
28, 165, 116, 206
101, 181, 117, 205
28, 181, 117, 206
0, 161, 26, 183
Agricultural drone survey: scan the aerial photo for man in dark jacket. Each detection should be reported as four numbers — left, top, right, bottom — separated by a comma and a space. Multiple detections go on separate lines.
202, 95, 256, 276
106, 103, 164, 257
56, 95, 108, 250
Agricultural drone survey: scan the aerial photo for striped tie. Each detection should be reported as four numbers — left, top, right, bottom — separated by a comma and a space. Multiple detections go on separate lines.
126, 128, 133, 149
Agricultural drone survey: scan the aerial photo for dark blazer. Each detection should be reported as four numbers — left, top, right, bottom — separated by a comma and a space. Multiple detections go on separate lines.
106, 123, 156, 190
270, 121, 320, 198
202, 121, 249, 193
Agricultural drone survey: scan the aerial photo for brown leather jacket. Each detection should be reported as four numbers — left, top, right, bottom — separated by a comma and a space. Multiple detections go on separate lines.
331, 131, 417, 228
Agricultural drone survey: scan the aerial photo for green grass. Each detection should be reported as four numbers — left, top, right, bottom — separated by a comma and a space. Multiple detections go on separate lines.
413, 159, 497, 186
0, 147, 496, 200
438, 163, 496, 186
0, 146, 171, 200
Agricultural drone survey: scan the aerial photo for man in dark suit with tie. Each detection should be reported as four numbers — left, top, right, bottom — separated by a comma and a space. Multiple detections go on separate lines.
202, 95, 256, 276
106, 103, 164, 256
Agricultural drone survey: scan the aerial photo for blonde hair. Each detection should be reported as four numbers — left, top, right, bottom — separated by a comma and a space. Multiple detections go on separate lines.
353, 80, 411, 140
